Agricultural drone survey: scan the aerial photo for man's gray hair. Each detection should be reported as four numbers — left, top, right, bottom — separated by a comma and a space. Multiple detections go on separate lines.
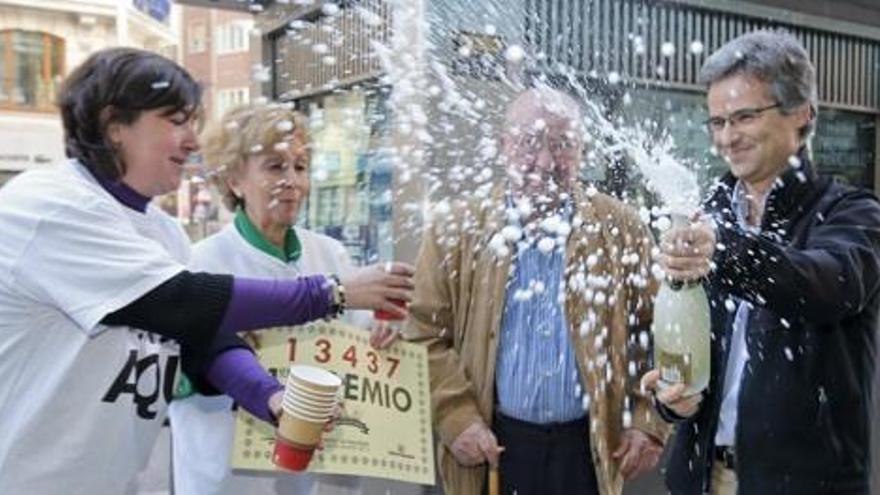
504, 85, 584, 127
699, 30, 817, 140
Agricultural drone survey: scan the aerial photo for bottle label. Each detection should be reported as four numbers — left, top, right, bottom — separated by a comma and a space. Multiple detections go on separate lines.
658, 350, 691, 386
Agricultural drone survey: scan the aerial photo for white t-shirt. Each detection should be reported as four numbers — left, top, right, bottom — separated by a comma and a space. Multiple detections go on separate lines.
0, 160, 190, 494
169, 224, 421, 495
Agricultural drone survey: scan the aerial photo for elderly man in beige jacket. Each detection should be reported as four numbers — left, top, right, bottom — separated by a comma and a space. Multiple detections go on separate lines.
405, 87, 670, 495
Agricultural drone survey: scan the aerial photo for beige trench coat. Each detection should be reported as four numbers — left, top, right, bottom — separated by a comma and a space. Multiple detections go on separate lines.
404, 185, 670, 495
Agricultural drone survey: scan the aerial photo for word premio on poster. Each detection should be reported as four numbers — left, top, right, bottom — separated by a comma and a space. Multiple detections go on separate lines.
230, 320, 435, 485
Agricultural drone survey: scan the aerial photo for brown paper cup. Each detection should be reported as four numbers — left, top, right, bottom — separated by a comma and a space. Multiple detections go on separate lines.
277, 410, 325, 447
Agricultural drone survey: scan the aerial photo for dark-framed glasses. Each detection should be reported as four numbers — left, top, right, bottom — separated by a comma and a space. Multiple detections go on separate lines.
705, 103, 781, 134
512, 131, 579, 159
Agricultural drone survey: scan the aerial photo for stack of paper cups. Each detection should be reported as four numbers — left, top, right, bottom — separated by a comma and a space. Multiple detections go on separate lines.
273, 364, 342, 471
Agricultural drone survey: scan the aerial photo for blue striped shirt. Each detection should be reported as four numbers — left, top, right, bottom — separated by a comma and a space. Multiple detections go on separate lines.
495, 209, 585, 424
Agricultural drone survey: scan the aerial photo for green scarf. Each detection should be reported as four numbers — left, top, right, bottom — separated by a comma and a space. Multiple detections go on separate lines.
233, 206, 302, 262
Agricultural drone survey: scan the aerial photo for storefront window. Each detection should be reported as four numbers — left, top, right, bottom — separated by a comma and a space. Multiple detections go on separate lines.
0, 30, 64, 112
813, 109, 876, 189
295, 86, 394, 265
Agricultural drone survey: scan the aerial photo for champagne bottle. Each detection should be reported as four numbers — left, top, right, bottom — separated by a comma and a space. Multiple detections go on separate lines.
652, 214, 711, 396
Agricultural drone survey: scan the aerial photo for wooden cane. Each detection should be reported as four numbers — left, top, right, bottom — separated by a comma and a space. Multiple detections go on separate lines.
489, 466, 500, 495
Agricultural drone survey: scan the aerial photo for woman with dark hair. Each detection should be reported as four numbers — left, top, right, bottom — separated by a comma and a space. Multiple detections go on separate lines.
0, 47, 413, 493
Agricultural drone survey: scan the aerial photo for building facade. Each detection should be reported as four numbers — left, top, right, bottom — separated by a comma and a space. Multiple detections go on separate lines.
245, 0, 880, 263
180, 3, 255, 123
176, 4, 256, 235
0, 0, 179, 188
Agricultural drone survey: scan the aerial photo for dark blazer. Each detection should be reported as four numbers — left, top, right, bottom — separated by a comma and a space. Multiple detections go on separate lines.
663, 155, 880, 494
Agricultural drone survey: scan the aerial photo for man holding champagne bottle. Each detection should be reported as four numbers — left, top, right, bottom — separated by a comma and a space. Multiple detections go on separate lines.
643, 30, 880, 495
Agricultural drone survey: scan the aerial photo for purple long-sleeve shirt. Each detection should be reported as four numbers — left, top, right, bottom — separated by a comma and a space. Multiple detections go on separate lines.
205, 276, 332, 421
205, 348, 283, 423
217, 276, 331, 335
94, 174, 332, 424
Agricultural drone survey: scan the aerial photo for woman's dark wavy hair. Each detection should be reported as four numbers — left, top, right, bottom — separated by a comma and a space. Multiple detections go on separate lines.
57, 47, 202, 180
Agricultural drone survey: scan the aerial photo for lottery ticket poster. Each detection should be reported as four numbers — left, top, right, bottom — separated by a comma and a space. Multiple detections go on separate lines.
230, 321, 436, 486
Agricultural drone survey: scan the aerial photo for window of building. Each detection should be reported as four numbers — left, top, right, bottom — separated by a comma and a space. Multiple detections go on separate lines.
297, 88, 394, 264
316, 185, 344, 226
0, 30, 64, 112
188, 22, 207, 54
133, 0, 171, 24
813, 109, 876, 189
215, 20, 252, 55
215, 87, 250, 119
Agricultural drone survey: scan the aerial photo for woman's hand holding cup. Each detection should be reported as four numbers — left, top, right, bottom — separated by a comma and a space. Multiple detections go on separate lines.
341, 262, 415, 318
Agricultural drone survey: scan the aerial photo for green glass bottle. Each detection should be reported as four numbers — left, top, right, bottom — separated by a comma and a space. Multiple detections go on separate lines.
652, 215, 711, 396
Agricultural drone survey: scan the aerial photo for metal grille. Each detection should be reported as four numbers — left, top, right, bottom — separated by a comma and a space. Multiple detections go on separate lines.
525, 0, 880, 112
268, 0, 392, 99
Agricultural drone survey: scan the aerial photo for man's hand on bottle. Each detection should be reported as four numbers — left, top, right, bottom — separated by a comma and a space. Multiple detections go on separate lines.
659, 216, 716, 281
641, 370, 703, 418
341, 262, 415, 317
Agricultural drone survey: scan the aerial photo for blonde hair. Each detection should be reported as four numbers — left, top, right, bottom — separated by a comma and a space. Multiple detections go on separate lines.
200, 103, 309, 211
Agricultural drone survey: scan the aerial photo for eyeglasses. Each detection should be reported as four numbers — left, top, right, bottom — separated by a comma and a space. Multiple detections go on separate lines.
510, 132, 580, 160
704, 103, 781, 134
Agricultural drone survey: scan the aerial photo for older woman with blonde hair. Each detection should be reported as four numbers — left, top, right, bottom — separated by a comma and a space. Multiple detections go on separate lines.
169, 103, 417, 495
